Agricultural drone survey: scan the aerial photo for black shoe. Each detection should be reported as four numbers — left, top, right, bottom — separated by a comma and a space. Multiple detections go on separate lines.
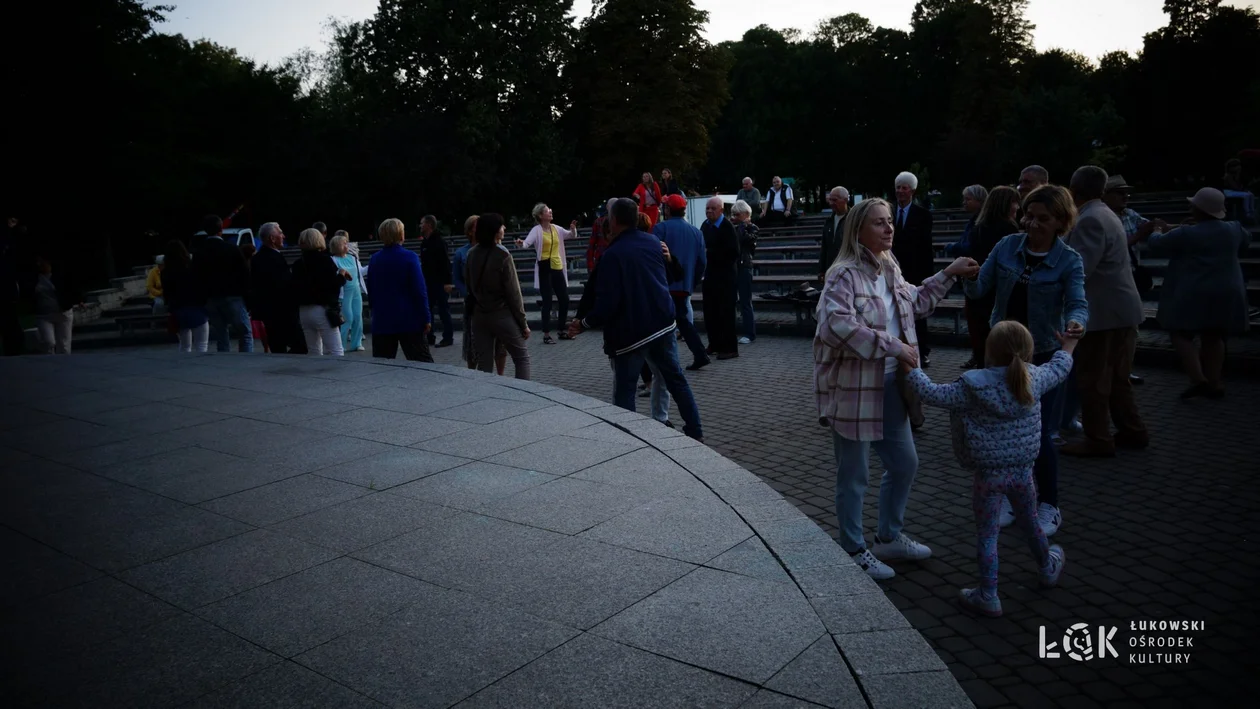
717, 352, 739, 360
435, 340, 454, 348
961, 358, 978, 370
664, 420, 675, 429
686, 358, 711, 371
1180, 382, 1213, 399
1129, 373, 1144, 385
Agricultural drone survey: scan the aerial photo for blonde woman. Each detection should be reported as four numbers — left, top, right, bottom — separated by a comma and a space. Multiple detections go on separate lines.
291, 228, 351, 356
365, 218, 433, 361
815, 197, 978, 579
516, 203, 577, 344
330, 232, 366, 352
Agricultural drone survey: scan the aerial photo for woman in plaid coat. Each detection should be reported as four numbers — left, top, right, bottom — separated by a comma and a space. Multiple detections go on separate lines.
814, 197, 978, 580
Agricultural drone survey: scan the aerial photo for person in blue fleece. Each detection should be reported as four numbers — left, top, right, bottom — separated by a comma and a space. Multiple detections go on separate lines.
906, 320, 1075, 617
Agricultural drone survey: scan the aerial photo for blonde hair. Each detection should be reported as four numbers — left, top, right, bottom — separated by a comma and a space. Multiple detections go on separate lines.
828, 198, 896, 276
298, 228, 326, 251
1022, 185, 1078, 235
986, 321, 1036, 406
378, 218, 405, 246
531, 203, 549, 222
329, 234, 349, 253
731, 199, 752, 218
463, 215, 479, 237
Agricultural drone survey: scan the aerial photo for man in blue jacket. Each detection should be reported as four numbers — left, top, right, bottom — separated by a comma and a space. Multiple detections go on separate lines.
573, 198, 703, 441
653, 194, 710, 370
366, 218, 432, 361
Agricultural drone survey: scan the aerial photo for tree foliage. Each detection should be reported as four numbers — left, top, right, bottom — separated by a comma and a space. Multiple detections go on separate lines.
5, 0, 1257, 285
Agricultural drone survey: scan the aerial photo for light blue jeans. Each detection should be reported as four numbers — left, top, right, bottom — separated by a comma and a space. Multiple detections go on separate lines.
832, 372, 919, 553
647, 357, 668, 423
340, 287, 364, 350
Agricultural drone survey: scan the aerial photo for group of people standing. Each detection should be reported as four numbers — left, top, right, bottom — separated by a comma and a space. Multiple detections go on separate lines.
813, 163, 1250, 618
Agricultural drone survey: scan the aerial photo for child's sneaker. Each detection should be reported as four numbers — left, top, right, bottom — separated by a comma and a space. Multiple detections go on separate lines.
959, 588, 1003, 617
998, 496, 1015, 528
1040, 544, 1066, 587
1037, 503, 1062, 537
851, 549, 896, 580
871, 533, 932, 560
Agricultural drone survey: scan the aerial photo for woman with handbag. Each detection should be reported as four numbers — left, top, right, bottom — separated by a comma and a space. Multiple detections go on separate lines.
815, 197, 977, 580
516, 203, 576, 345
291, 228, 351, 356
963, 185, 1088, 538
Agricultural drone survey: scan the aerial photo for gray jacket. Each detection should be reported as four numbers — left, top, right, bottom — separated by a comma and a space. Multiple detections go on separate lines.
1065, 200, 1145, 331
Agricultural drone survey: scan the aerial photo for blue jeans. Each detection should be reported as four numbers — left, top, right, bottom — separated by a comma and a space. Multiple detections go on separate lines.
340, 288, 364, 350
612, 333, 702, 439
645, 357, 669, 423
832, 373, 919, 553
672, 293, 707, 364
1033, 351, 1066, 507
737, 267, 756, 340
206, 296, 253, 353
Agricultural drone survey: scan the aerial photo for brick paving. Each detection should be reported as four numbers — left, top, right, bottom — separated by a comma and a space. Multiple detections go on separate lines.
417, 331, 1258, 709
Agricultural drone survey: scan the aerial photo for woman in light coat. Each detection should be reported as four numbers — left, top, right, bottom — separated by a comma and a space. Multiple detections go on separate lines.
330, 232, 366, 352
815, 197, 977, 580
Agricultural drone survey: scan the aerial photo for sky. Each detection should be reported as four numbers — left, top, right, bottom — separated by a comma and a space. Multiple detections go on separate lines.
156, 0, 1260, 68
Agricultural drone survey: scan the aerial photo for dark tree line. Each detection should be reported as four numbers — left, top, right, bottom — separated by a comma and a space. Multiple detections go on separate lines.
5, 0, 1256, 288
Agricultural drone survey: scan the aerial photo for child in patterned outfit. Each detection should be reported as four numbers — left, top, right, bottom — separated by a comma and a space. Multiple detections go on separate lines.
906, 321, 1073, 616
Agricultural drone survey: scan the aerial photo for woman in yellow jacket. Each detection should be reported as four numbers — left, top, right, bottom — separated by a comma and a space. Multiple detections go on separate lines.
146, 255, 165, 313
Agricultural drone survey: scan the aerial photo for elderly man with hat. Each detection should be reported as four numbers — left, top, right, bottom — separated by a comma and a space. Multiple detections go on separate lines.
819, 186, 850, 281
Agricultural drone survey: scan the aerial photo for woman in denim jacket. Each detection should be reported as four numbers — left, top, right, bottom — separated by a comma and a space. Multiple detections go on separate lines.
963, 185, 1088, 539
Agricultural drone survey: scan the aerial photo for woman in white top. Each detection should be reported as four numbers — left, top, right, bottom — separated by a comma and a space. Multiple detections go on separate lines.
516, 202, 578, 344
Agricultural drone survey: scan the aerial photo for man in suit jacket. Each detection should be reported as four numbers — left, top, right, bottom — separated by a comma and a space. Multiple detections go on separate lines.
700, 196, 740, 358
1061, 166, 1148, 458
890, 171, 936, 364
250, 222, 305, 354
818, 186, 850, 281
192, 214, 253, 352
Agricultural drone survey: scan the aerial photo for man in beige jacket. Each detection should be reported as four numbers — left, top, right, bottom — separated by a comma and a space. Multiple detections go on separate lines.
1061, 166, 1149, 457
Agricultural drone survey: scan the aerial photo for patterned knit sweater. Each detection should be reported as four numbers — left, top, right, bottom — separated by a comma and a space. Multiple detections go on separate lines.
907, 351, 1073, 474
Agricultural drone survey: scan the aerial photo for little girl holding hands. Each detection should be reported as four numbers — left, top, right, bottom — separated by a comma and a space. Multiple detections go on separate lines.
906, 320, 1074, 617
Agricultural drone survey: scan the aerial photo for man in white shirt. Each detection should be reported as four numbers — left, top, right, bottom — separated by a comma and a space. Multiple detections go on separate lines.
759, 176, 795, 226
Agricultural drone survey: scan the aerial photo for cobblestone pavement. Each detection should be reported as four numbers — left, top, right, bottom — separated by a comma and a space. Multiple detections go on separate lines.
418, 331, 1258, 709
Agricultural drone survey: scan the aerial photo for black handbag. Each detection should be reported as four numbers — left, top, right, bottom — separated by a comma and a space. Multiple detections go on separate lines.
325, 301, 344, 327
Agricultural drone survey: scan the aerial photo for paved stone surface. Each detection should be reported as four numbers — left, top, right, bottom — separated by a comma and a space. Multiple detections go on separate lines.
415, 331, 1258, 709
0, 351, 969, 707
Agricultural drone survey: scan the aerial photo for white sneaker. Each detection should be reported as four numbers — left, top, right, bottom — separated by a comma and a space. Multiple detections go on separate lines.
998, 496, 1015, 528
354, 346, 365, 352
738, 336, 752, 345
871, 533, 932, 561
851, 549, 896, 580
1037, 503, 1062, 537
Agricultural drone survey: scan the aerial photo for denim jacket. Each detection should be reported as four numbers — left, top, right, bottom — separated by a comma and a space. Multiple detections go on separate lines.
962, 233, 1089, 354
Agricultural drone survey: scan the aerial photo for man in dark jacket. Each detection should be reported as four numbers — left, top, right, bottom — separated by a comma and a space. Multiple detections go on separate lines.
818, 186, 850, 281
250, 222, 305, 354
701, 196, 739, 359
890, 171, 935, 365
419, 215, 454, 347
572, 198, 703, 441
192, 214, 253, 352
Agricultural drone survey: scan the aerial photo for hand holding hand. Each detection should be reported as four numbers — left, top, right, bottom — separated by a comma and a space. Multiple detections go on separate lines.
1055, 330, 1080, 354
944, 257, 979, 278
896, 343, 919, 369
1065, 320, 1084, 338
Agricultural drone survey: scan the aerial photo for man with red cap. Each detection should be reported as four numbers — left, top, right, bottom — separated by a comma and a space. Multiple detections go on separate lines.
653, 194, 710, 369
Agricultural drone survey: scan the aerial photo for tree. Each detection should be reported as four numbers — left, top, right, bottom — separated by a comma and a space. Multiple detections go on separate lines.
567, 0, 731, 199
814, 13, 874, 49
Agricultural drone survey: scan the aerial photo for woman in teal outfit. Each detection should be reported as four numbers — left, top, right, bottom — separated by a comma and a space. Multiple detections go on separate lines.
330, 232, 366, 352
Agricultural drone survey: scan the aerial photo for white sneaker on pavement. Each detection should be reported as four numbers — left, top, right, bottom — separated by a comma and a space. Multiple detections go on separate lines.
871, 533, 932, 561
1037, 503, 1062, 537
738, 336, 752, 345
998, 496, 1015, 528
851, 549, 896, 580
1040, 544, 1066, 587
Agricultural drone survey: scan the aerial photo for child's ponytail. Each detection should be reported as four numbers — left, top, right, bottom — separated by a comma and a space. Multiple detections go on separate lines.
1006, 357, 1034, 406
985, 320, 1037, 406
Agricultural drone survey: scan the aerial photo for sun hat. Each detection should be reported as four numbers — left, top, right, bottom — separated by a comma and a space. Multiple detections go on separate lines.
1104, 175, 1133, 192
1187, 187, 1227, 219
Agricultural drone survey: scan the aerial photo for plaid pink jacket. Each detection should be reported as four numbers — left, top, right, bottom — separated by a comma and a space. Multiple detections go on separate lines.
814, 249, 955, 441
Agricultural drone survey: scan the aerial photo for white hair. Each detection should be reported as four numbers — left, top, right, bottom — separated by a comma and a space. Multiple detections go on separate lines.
829, 186, 850, 201
894, 172, 918, 190
259, 222, 281, 240
742, 176, 753, 184
963, 184, 989, 203
731, 199, 753, 217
